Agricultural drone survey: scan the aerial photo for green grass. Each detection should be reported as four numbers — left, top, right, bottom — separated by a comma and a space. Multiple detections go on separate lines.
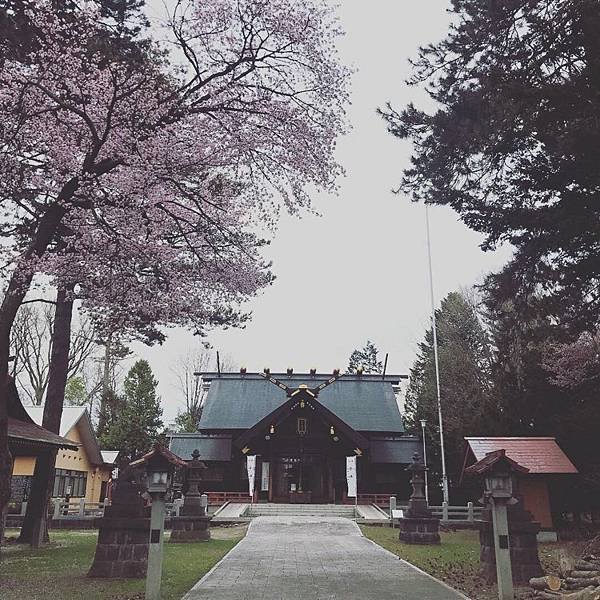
1, 527, 245, 600
360, 526, 494, 599
361, 526, 583, 600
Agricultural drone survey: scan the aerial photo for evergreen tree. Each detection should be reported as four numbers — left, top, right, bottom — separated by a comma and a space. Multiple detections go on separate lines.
484, 276, 600, 515
482, 273, 567, 436
64, 376, 88, 406
96, 389, 125, 442
101, 360, 163, 463
174, 411, 202, 434
381, 0, 600, 330
404, 291, 495, 500
99, 0, 148, 39
347, 340, 383, 374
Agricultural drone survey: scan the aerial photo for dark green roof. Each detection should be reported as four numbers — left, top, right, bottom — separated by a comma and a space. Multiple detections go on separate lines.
370, 436, 421, 463
168, 433, 232, 461
198, 373, 406, 433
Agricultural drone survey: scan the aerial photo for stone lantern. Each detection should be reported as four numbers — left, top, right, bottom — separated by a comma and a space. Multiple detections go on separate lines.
170, 449, 212, 542
129, 444, 187, 600
398, 452, 440, 544
88, 463, 150, 579
465, 449, 543, 597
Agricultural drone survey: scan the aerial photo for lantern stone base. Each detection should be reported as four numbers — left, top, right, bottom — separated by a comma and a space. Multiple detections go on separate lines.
170, 515, 212, 542
479, 508, 543, 584
398, 516, 441, 545
88, 517, 150, 578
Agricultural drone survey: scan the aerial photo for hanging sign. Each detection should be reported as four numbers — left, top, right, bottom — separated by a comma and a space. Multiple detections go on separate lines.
247, 455, 257, 498
261, 462, 270, 492
346, 456, 357, 498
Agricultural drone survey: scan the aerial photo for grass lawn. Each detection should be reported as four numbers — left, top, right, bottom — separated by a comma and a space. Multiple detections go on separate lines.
361, 526, 490, 599
360, 526, 583, 600
0, 525, 246, 600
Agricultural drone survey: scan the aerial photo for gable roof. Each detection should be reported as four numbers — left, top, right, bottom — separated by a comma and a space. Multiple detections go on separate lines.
26, 406, 104, 466
8, 417, 79, 451
465, 437, 578, 474
233, 387, 370, 452
198, 373, 406, 433
464, 449, 530, 477
7, 376, 77, 452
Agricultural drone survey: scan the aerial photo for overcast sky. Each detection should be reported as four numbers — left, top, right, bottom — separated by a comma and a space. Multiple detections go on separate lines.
137, 0, 513, 423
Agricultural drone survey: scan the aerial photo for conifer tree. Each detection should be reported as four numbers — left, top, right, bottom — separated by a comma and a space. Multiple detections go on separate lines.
100, 359, 163, 464
347, 340, 383, 374
404, 291, 495, 500
381, 0, 600, 330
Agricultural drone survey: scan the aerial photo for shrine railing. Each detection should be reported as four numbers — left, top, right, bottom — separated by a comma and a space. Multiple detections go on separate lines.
342, 494, 394, 506
206, 491, 253, 504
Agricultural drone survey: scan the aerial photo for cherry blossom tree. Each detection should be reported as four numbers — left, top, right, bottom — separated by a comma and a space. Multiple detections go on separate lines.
0, 0, 350, 542
544, 332, 600, 389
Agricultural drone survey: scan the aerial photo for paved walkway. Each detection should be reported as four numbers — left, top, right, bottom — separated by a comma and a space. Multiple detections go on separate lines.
182, 516, 468, 600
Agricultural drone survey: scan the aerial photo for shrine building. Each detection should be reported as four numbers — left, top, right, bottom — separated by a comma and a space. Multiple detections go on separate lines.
169, 370, 421, 504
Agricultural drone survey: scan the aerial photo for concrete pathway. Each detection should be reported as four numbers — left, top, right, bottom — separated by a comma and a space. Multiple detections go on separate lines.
182, 516, 468, 600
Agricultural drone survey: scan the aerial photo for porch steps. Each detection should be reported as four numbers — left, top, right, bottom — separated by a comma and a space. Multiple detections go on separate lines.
246, 503, 357, 518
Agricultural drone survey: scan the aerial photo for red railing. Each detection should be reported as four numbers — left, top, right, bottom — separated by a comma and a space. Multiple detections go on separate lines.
207, 491, 252, 504
342, 494, 392, 507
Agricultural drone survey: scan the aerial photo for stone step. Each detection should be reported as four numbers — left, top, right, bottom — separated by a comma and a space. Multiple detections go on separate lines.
249, 507, 356, 512
247, 503, 357, 518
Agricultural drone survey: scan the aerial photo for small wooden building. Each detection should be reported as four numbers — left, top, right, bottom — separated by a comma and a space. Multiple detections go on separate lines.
462, 437, 578, 529
7, 376, 79, 505
10, 386, 115, 505
169, 371, 421, 504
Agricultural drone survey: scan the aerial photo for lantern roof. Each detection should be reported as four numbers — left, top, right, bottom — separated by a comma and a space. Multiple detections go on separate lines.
129, 443, 187, 470
464, 449, 530, 477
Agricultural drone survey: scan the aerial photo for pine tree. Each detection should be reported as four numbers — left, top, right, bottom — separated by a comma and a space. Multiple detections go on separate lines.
101, 360, 163, 463
347, 340, 383, 374
404, 291, 495, 501
381, 0, 600, 329
484, 275, 600, 515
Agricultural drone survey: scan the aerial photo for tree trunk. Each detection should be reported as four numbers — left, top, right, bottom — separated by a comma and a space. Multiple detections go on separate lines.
96, 332, 113, 438
0, 202, 68, 552
18, 284, 74, 547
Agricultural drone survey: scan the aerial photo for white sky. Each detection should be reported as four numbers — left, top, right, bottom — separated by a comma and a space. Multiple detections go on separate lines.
135, 0, 513, 423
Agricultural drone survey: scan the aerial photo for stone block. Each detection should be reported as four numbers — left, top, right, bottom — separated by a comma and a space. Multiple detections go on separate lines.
398, 516, 440, 545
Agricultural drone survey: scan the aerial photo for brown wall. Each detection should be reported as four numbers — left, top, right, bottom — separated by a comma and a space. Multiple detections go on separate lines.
519, 476, 553, 529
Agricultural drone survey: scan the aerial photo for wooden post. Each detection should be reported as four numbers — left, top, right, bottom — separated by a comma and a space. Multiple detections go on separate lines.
389, 496, 397, 528
53, 499, 61, 520
491, 497, 514, 600
78, 498, 85, 518
20, 501, 27, 516
146, 493, 166, 600
174, 498, 183, 517
467, 501, 474, 522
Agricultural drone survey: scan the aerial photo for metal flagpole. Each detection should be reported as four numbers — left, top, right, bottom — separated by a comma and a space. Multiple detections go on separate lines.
425, 204, 449, 505
420, 419, 429, 505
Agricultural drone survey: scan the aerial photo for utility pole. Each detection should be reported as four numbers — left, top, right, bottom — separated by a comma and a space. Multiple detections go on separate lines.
425, 205, 449, 504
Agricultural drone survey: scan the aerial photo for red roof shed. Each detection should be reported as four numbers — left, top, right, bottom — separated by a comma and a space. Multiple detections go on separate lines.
465, 438, 578, 474
463, 437, 578, 530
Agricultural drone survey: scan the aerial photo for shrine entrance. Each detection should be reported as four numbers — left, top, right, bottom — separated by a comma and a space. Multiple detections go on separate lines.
234, 373, 369, 504
271, 454, 332, 503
